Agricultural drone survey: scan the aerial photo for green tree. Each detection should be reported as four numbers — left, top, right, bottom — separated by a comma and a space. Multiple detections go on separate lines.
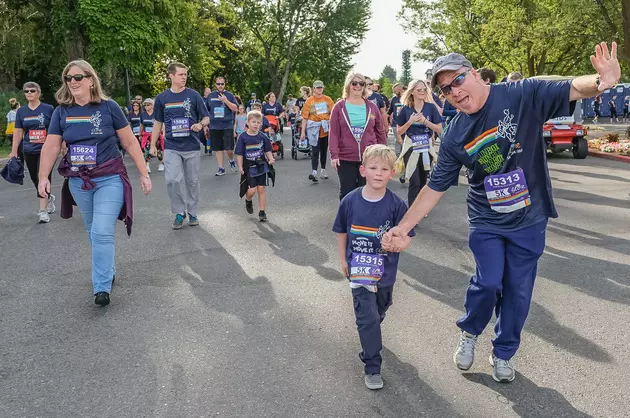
379, 65, 397, 84
401, 50, 412, 85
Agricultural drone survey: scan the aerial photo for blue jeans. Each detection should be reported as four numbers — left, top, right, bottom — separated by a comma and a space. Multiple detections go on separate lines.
69, 175, 124, 294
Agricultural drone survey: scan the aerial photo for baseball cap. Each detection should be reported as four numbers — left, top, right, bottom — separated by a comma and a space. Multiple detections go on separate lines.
313, 80, 324, 88
431, 53, 473, 87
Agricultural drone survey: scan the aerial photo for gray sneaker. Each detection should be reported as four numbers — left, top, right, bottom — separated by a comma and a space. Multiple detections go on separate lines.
46, 194, 56, 214
38, 210, 50, 223
454, 331, 478, 370
364, 373, 384, 390
490, 354, 515, 383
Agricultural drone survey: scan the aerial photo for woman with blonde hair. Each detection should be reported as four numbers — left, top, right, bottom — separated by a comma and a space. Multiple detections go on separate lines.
394, 79, 443, 208
5, 98, 22, 162
329, 72, 387, 200
37, 59, 152, 307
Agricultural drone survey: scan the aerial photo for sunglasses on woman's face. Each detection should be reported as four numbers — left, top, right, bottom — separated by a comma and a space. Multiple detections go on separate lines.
144, 104, 152, 107
439, 71, 470, 95
64, 74, 91, 82
24, 89, 37, 94
351, 81, 365, 87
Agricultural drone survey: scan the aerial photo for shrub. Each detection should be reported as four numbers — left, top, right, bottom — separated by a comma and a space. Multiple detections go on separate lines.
605, 132, 620, 143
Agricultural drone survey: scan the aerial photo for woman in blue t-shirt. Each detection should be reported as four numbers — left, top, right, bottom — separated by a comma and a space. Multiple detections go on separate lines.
395, 79, 443, 207
37, 60, 152, 307
8, 82, 56, 223
127, 101, 142, 140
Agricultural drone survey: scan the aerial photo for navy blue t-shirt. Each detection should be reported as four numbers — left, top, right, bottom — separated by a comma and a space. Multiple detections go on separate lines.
154, 88, 209, 152
367, 93, 385, 110
428, 79, 573, 231
432, 93, 443, 108
332, 188, 415, 288
262, 102, 284, 116
140, 111, 155, 133
388, 96, 403, 120
206, 90, 238, 131
48, 99, 128, 165
15, 102, 55, 154
234, 131, 273, 161
395, 103, 442, 137
127, 111, 142, 135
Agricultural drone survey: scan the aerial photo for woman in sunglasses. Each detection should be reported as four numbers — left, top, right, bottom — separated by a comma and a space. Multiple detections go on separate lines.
329, 72, 387, 200
8, 82, 56, 223
37, 60, 152, 307
394, 79, 443, 208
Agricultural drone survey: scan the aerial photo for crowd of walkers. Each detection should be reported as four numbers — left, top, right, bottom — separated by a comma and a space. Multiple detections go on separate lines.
0, 41, 622, 392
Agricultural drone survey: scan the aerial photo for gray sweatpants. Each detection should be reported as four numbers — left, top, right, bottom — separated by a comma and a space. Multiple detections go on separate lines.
164, 149, 201, 216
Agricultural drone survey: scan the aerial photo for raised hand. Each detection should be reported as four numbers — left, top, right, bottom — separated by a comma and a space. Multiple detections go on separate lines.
590, 42, 621, 91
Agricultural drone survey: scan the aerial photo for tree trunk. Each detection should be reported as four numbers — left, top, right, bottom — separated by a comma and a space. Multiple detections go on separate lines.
277, 60, 292, 103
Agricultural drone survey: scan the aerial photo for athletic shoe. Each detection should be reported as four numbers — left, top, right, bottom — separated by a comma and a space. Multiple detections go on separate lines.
490, 354, 515, 383
46, 194, 56, 214
245, 199, 254, 214
94, 292, 110, 307
229, 160, 238, 172
308, 170, 318, 183
215, 167, 226, 176
320, 169, 328, 179
454, 331, 478, 370
158, 163, 165, 172
259, 210, 267, 222
146, 162, 151, 174
188, 215, 199, 226
364, 374, 384, 390
37, 210, 50, 224
172, 213, 185, 229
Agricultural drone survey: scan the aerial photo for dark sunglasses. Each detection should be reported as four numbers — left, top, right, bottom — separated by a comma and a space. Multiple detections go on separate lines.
64, 74, 91, 82
216, 83, 225, 86
24, 89, 38, 94
144, 103, 152, 106
351, 81, 365, 87
439, 71, 470, 95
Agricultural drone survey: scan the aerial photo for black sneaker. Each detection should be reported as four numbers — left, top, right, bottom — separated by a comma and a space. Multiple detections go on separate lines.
259, 210, 267, 222
308, 172, 319, 183
94, 292, 110, 307
245, 199, 254, 214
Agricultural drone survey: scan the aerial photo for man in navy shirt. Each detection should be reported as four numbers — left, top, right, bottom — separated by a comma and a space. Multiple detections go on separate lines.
206, 76, 239, 176
384, 43, 621, 383
151, 62, 210, 229
388, 83, 405, 155
366, 77, 388, 132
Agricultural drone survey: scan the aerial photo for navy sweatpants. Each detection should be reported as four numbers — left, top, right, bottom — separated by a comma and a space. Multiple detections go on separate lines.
456, 219, 547, 360
352, 285, 394, 375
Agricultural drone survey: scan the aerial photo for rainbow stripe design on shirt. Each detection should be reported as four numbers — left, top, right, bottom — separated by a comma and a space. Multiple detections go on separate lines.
350, 225, 378, 237
489, 191, 531, 206
23, 116, 40, 122
465, 127, 498, 156
165, 102, 185, 109
246, 143, 262, 150
66, 116, 92, 124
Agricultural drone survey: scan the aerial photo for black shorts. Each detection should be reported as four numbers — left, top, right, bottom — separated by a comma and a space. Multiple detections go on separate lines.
247, 173, 268, 188
210, 129, 234, 151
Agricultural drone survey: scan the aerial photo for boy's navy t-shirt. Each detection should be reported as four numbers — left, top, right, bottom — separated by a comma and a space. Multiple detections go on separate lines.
48, 99, 128, 165
235, 131, 272, 161
154, 88, 209, 152
127, 111, 142, 135
333, 188, 415, 288
15, 102, 55, 154
428, 79, 573, 231
206, 90, 238, 131
140, 111, 155, 133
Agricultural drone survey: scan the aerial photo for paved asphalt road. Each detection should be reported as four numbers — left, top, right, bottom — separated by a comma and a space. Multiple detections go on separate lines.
1, 131, 629, 418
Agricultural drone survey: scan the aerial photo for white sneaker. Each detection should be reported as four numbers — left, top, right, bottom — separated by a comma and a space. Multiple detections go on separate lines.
158, 163, 165, 172
454, 331, 477, 370
46, 194, 56, 214
490, 354, 515, 383
320, 169, 328, 179
38, 210, 50, 223
146, 162, 151, 174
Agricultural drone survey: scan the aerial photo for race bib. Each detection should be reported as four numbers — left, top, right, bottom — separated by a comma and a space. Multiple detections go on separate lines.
314, 102, 328, 115
395, 103, 403, 116
484, 168, 531, 213
145, 126, 153, 133
349, 253, 384, 286
411, 134, 430, 153
29, 129, 47, 144
132, 126, 140, 135
214, 106, 225, 118
69, 144, 97, 167
171, 118, 190, 137
351, 126, 365, 142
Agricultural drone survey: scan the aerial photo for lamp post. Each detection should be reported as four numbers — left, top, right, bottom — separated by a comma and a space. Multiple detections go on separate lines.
120, 46, 131, 108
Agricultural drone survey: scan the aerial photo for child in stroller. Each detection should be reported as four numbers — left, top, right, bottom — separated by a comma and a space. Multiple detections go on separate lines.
264, 114, 284, 159
291, 114, 310, 159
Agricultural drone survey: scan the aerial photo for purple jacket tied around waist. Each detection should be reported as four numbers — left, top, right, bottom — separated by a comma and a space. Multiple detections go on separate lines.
57, 155, 134, 236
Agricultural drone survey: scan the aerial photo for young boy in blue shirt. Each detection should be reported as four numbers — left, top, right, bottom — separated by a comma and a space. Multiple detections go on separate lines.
332, 144, 414, 390
235, 110, 275, 222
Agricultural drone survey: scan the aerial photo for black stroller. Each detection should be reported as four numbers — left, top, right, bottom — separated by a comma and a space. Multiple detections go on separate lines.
290, 114, 311, 159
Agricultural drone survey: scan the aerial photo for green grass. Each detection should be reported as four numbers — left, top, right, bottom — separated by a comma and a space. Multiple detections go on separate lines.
0, 144, 11, 158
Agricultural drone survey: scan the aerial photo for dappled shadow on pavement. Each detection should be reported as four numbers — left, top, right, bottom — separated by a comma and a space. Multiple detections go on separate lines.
547, 222, 630, 255
254, 221, 343, 282
553, 187, 630, 209
552, 167, 630, 184
398, 252, 612, 363
462, 372, 593, 418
